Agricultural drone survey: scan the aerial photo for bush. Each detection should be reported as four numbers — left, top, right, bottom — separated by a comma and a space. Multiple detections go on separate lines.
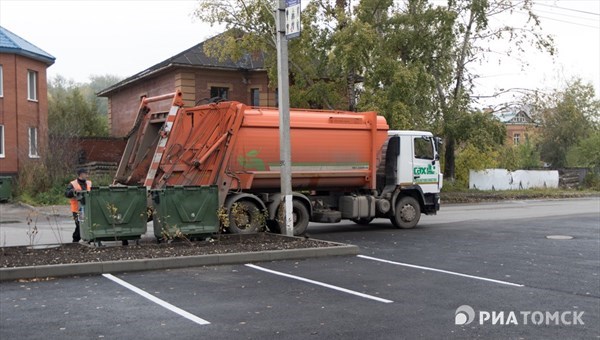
454, 144, 499, 188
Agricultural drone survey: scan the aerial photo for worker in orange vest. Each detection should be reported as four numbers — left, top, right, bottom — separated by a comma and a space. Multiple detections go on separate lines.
65, 168, 91, 243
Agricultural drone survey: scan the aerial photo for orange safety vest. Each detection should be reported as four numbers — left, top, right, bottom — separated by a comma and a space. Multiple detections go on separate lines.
70, 179, 92, 213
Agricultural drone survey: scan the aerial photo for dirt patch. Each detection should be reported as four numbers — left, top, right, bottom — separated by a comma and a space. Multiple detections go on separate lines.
1, 233, 338, 268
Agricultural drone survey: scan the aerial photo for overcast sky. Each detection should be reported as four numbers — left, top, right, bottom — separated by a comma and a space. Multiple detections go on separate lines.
1, 0, 598, 108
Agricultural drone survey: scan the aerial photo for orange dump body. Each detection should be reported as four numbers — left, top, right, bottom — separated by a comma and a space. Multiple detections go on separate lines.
153, 102, 389, 194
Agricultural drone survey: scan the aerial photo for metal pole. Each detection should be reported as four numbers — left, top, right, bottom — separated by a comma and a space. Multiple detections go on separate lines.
276, 0, 294, 236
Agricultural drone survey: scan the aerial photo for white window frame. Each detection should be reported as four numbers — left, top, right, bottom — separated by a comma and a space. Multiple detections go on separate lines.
0, 65, 4, 97
513, 133, 520, 145
29, 127, 39, 158
27, 70, 38, 101
0, 125, 5, 158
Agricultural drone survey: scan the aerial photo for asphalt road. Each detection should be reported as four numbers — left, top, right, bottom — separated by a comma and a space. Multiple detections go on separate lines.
1, 198, 599, 339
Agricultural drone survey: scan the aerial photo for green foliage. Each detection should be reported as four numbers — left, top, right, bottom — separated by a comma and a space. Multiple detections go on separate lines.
535, 79, 600, 168
497, 138, 541, 170
566, 130, 600, 168
454, 143, 499, 187
48, 76, 109, 138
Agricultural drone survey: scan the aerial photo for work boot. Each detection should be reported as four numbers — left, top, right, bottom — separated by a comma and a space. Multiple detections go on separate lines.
122, 240, 129, 246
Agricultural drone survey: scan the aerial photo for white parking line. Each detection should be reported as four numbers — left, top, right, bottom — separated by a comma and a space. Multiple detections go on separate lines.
102, 273, 211, 325
245, 264, 393, 303
357, 255, 524, 288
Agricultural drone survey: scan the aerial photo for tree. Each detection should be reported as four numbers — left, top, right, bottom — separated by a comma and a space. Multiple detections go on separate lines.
432, 0, 554, 180
534, 79, 599, 168
48, 76, 110, 137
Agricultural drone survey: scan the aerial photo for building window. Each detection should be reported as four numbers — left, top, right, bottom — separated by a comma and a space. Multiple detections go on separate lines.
0, 65, 3, 97
0, 125, 4, 158
27, 70, 38, 101
513, 133, 520, 145
250, 88, 260, 106
210, 86, 228, 100
29, 127, 39, 158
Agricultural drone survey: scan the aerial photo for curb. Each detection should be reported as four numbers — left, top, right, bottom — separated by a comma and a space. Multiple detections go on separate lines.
0, 244, 359, 282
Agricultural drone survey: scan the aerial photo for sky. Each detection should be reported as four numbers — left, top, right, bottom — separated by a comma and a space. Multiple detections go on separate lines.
1, 0, 598, 108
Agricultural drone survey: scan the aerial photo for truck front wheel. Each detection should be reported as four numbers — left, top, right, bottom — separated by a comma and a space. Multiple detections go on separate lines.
391, 196, 421, 229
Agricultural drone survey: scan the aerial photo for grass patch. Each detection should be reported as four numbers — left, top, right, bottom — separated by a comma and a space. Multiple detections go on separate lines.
441, 188, 599, 204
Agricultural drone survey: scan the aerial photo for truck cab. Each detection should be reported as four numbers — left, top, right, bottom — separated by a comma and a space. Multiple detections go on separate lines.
390, 130, 443, 195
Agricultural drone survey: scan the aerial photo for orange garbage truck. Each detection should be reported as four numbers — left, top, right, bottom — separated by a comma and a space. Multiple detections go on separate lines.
114, 90, 442, 235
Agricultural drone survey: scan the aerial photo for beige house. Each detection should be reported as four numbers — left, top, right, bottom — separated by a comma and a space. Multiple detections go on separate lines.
98, 35, 275, 137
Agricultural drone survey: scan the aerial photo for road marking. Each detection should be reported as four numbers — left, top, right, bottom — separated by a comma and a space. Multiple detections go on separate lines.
357, 255, 524, 288
102, 273, 210, 325
245, 264, 393, 303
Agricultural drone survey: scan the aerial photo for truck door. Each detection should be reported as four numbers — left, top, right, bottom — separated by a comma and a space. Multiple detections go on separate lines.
412, 136, 440, 193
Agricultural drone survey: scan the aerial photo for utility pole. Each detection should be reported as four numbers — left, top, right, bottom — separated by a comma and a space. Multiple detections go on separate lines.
276, 0, 294, 236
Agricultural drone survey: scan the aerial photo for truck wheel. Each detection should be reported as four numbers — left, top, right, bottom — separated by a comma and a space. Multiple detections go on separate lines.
228, 200, 262, 234
272, 200, 310, 236
391, 196, 421, 229
351, 218, 374, 225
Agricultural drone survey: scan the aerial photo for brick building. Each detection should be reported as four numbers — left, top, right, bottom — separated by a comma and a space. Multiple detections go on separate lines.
493, 109, 538, 145
98, 34, 274, 137
0, 26, 55, 175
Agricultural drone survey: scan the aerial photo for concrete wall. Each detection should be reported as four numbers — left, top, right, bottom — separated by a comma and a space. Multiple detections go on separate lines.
469, 169, 559, 190
0, 54, 49, 175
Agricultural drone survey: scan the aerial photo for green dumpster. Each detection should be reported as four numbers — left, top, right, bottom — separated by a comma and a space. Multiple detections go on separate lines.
79, 186, 148, 242
152, 185, 219, 240
0, 176, 12, 202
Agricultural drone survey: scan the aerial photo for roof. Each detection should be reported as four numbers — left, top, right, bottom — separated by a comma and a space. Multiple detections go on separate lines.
0, 26, 55, 65
98, 32, 266, 97
492, 109, 533, 124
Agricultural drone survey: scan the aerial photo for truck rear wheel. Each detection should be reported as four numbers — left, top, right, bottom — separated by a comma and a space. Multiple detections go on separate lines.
228, 200, 263, 234
391, 196, 421, 229
269, 200, 310, 236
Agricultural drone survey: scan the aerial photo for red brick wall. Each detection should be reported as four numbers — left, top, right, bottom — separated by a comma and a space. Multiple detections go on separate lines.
0, 54, 49, 175
108, 72, 175, 137
505, 124, 538, 145
75, 137, 127, 164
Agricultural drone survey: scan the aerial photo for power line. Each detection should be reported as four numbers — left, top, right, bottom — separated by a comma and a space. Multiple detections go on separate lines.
514, 8, 600, 29
533, 7, 599, 22
535, 2, 600, 17
535, 13, 600, 29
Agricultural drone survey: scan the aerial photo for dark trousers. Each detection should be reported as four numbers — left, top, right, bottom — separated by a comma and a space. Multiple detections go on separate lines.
72, 212, 81, 242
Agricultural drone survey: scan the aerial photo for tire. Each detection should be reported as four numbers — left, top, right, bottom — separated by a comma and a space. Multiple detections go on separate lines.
351, 217, 374, 225
227, 200, 263, 234
390, 196, 421, 229
271, 200, 310, 236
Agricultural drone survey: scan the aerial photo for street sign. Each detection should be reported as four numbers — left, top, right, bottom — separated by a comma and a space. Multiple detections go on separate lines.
285, 0, 301, 39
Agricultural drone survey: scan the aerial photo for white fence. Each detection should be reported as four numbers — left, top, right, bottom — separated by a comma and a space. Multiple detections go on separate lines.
469, 169, 559, 190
